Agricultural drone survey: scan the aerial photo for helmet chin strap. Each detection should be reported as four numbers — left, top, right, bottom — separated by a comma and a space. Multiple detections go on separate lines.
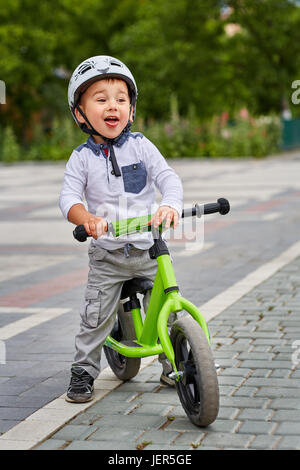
75, 104, 133, 177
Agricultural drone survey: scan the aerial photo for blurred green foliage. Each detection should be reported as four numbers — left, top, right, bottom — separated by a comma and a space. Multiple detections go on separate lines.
0, 0, 299, 159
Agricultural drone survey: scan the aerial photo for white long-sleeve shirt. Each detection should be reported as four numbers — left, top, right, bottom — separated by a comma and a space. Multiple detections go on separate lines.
59, 132, 183, 250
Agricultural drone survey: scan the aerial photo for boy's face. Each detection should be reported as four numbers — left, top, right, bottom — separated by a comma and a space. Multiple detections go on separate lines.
75, 79, 132, 143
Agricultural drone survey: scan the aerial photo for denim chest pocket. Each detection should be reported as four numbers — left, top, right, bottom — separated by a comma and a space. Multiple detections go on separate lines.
121, 161, 147, 194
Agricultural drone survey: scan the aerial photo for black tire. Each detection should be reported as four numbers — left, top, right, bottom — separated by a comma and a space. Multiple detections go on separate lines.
104, 303, 141, 381
171, 316, 219, 427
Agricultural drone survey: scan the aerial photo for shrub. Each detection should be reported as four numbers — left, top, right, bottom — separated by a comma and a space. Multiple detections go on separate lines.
0, 108, 282, 162
24, 118, 83, 161
0, 127, 21, 162
140, 111, 282, 158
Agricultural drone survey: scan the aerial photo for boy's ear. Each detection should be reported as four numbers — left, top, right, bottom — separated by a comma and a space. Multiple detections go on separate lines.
129, 106, 134, 123
74, 105, 86, 124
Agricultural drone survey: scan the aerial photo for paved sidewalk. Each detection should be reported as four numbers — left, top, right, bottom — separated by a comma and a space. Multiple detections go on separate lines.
31, 254, 300, 451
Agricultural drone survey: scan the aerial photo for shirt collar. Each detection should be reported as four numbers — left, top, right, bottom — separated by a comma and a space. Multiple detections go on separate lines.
86, 130, 130, 156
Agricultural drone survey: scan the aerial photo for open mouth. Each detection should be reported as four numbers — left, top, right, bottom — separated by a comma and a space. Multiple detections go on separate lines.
104, 116, 119, 127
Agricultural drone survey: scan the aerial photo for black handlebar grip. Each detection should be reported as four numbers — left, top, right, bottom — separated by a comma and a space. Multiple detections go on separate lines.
217, 198, 230, 215
203, 203, 219, 215
73, 224, 89, 242
203, 198, 230, 215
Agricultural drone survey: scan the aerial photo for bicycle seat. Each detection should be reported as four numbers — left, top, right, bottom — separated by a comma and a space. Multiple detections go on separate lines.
120, 277, 153, 300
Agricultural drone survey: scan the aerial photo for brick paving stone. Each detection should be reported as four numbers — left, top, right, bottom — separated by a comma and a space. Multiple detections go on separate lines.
132, 391, 181, 406
89, 414, 166, 430
256, 387, 300, 398
66, 440, 138, 450
51, 424, 99, 441
34, 439, 67, 450
272, 410, 300, 421
130, 403, 174, 416
249, 435, 281, 450
237, 408, 274, 421
200, 432, 254, 449
269, 398, 300, 410
202, 419, 240, 434
135, 429, 180, 446
277, 436, 300, 450
237, 420, 276, 435
275, 422, 300, 435
233, 386, 258, 397
144, 443, 192, 450
87, 426, 145, 442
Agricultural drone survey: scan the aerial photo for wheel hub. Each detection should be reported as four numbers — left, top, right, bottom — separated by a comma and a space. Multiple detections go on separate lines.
178, 360, 197, 386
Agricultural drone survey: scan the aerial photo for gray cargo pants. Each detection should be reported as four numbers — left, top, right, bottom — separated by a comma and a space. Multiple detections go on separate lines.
73, 243, 160, 379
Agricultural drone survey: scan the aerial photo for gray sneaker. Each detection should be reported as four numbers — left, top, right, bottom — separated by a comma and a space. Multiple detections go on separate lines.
160, 372, 175, 387
159, 355, 175, 387
66, 366, 94, 403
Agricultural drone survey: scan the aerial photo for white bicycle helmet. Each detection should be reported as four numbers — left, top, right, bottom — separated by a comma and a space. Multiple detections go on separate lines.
68, 55, 138, 130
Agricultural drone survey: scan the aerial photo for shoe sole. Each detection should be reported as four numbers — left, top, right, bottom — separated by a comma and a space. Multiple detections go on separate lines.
160, 375, 175, 387
65, 394, 94, 403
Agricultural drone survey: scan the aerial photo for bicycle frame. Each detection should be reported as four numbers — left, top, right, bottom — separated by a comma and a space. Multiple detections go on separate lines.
103, 220, 211, 379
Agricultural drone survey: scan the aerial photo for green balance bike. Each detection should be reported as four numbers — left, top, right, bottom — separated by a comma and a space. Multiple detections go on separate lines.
73, 198, 230, 427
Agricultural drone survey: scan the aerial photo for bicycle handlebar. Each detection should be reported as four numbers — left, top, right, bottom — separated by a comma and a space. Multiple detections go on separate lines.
182, 197, 230, 218
73, 198, 230, 242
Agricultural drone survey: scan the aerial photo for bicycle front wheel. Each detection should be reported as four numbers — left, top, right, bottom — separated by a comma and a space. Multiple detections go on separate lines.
171, 316, 219, 427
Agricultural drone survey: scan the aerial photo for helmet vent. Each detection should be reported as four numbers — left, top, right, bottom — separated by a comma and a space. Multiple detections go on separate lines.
78, 65, 92, 74
110, 61, 121, 67
77, 61, 95, 75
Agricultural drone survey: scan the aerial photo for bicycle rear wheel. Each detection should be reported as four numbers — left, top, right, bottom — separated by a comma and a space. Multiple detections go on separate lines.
171, 316, 219, 427
104, 304, 141, 381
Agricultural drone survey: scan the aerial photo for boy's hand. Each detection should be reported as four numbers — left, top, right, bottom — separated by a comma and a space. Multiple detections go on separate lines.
84, 216, 107, 240
150, 205, 179, 230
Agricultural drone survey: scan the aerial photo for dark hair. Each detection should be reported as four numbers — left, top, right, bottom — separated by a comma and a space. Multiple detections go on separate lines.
77, 77, 131, 105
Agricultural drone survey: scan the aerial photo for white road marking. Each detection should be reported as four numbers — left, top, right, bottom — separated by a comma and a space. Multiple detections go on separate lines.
0, 255, 73, 282
176, 242, 215, 257
261, 212, 282, 221
0, 308, 71, 340
0, 221, 75, 246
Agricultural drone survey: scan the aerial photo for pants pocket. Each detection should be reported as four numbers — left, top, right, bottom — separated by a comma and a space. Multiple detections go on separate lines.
88, 245, 107, 262
83, 287, 101, 328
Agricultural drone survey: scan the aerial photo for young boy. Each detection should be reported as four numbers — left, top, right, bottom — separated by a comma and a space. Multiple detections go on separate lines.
59, 55, 183, 402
